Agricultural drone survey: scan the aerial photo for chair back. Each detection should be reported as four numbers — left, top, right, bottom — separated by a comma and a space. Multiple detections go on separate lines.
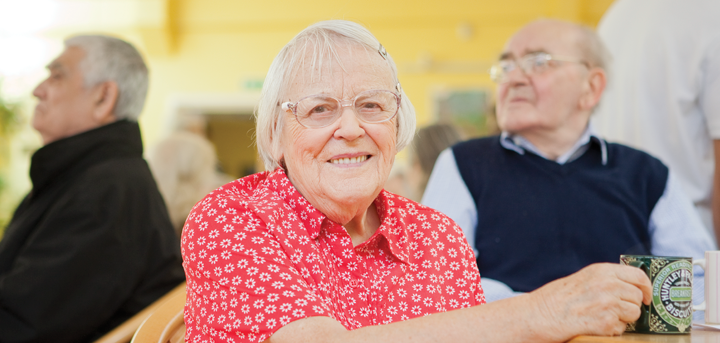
130, 284, 186, 343
94, 282, 186, 343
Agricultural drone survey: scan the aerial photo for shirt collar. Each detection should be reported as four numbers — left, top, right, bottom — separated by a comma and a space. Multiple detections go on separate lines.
266, 168, 327, 239
29, 120, 143, 195
500, 125, 608, 165
366, 191, 411, 264
266, 168, 410, 264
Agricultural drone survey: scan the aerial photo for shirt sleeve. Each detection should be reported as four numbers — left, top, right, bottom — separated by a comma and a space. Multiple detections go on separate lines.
182, 196, 329, 343
649, 171, 716, 258
422, 149, 478, 254
648, 171, 715, 311
478, 278, 524, 302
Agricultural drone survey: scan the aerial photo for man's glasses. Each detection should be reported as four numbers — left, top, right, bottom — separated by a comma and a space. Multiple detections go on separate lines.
281, 86, 402, 129
489, 52, 588, 83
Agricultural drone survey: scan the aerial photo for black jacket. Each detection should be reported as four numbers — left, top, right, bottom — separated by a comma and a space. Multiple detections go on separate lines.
0, 120, 185, 343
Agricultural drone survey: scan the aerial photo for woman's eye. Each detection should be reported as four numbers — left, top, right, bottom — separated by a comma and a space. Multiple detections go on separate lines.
360, 102, 380, 110
306, 103, 336, 118
311, 105, 329, 113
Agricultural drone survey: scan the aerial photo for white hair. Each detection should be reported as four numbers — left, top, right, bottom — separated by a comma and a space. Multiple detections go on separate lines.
255, 20, 416, 171
64, 35, 149, 121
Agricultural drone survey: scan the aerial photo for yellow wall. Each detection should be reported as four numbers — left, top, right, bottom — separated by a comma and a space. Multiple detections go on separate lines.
137, 0, 614, 146
0, 0, 615, 221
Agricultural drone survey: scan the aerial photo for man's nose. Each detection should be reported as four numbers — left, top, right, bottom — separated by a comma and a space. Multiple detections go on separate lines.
32, 80, 47, 99
504, 65, 530, 85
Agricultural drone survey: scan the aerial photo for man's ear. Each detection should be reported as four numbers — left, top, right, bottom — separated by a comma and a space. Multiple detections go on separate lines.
579, 67, 607, 110
92, 81, 119, 123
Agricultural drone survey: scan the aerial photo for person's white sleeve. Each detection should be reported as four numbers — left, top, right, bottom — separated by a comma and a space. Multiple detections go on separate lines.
480, 277, 524, 302
648, 170, 715, 318
649, 171, 716, 257
421, 148, 478, 254
701, 37, 720, 138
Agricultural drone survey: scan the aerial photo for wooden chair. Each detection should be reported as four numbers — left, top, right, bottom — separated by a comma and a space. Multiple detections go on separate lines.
130, 283, 186, 343
94, 282, 186, 343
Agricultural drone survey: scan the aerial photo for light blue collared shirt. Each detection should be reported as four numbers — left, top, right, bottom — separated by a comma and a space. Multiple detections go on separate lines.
422, 128, 715, 314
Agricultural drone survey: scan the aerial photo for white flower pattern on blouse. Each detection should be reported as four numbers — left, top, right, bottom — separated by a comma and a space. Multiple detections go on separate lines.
181, 169, 485, 343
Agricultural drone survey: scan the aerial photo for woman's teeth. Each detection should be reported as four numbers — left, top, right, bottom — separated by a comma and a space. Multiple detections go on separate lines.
331, 155, 368, 164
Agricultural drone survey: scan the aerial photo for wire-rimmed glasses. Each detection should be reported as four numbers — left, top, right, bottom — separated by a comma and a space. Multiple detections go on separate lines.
489, 52, 589, 83
281, 86, 402, 129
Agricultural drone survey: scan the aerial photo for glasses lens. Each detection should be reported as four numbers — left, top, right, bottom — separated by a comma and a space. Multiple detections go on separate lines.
354, 91, 398, 123
522, 53, 551, 74
490, 60, 516, 83
293, 91, 399, 128
489, 64, 502, 82
295, 96, 340, 128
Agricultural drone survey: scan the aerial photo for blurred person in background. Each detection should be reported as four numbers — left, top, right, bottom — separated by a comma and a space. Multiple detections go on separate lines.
423, 19, 714, 303
0, 35, 185, 342
384, 123, 463, 201
412, 123, 463, 196
593, 0, 720, 246
148, 131, 229, 234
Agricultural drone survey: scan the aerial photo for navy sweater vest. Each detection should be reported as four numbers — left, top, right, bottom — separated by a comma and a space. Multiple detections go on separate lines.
452, 136, 668, 292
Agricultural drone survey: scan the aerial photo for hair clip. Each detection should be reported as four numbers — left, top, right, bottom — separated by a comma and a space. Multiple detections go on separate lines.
396, 83, 402, 93
378, 44, 388, 60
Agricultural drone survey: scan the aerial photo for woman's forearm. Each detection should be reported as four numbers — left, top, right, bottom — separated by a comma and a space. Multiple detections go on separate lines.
267, 264, 651, 343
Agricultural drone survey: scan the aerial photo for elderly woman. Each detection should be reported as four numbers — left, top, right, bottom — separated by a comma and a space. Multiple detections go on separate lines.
181, 20, 651, 343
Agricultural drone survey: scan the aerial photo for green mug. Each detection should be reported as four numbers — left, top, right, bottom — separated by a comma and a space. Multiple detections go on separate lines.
620, 255, 700, 334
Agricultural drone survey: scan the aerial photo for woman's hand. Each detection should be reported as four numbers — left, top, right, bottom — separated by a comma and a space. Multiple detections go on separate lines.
527, 263, 652, 341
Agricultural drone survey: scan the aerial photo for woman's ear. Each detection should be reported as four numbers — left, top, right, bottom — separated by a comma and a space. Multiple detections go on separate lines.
270, 128, 285, 170
92, 81, 119, 123
579, 67, 607, 111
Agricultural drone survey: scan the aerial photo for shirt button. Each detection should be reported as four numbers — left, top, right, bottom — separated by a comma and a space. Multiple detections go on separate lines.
350, 280, 362, 288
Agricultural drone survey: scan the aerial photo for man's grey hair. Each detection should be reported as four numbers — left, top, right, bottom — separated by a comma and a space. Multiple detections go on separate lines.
64, 35, 149, 121
255, 20, 417, 171
576, 24, 612, 73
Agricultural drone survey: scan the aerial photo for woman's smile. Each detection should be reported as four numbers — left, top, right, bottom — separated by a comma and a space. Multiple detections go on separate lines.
329, 154, 371, 166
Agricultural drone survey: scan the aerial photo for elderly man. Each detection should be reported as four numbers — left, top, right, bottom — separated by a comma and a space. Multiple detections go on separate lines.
0, 35, 184, 342
422, 20, 714, 302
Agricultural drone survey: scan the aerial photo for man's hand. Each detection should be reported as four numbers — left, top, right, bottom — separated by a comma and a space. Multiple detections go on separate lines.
527, 263, 652, 341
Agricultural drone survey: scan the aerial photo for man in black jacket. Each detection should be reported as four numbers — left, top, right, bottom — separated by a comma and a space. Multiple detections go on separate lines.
0, 35, 185, 343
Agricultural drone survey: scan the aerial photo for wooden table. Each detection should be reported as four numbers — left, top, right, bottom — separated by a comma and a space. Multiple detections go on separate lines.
569, 326, 720, 343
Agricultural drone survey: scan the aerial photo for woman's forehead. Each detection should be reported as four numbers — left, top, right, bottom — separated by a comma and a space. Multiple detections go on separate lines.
285, 42, 395, 98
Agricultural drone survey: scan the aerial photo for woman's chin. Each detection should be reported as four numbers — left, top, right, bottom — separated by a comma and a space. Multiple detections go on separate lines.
330, 183, 379, 203
311, 182, 381, 218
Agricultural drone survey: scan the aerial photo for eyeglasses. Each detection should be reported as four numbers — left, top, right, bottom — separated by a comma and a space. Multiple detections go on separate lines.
489, 52, 589, 83
281, 85, 402, 129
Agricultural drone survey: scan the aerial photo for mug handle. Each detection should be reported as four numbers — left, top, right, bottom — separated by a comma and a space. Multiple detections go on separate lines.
628, 260, 648, 274
694, 259, 706, 311
627, 260, 651, 325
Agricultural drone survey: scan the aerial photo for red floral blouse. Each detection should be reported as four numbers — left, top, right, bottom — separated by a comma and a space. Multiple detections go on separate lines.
181, 169, 485, 343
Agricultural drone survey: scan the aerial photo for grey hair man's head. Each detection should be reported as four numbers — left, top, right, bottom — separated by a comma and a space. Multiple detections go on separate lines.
64, 35, 149, 121
32, 35, 149, 145
493, 19, 609, 145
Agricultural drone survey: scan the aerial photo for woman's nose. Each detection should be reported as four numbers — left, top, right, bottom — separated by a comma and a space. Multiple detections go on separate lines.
333, 106, 365, 141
